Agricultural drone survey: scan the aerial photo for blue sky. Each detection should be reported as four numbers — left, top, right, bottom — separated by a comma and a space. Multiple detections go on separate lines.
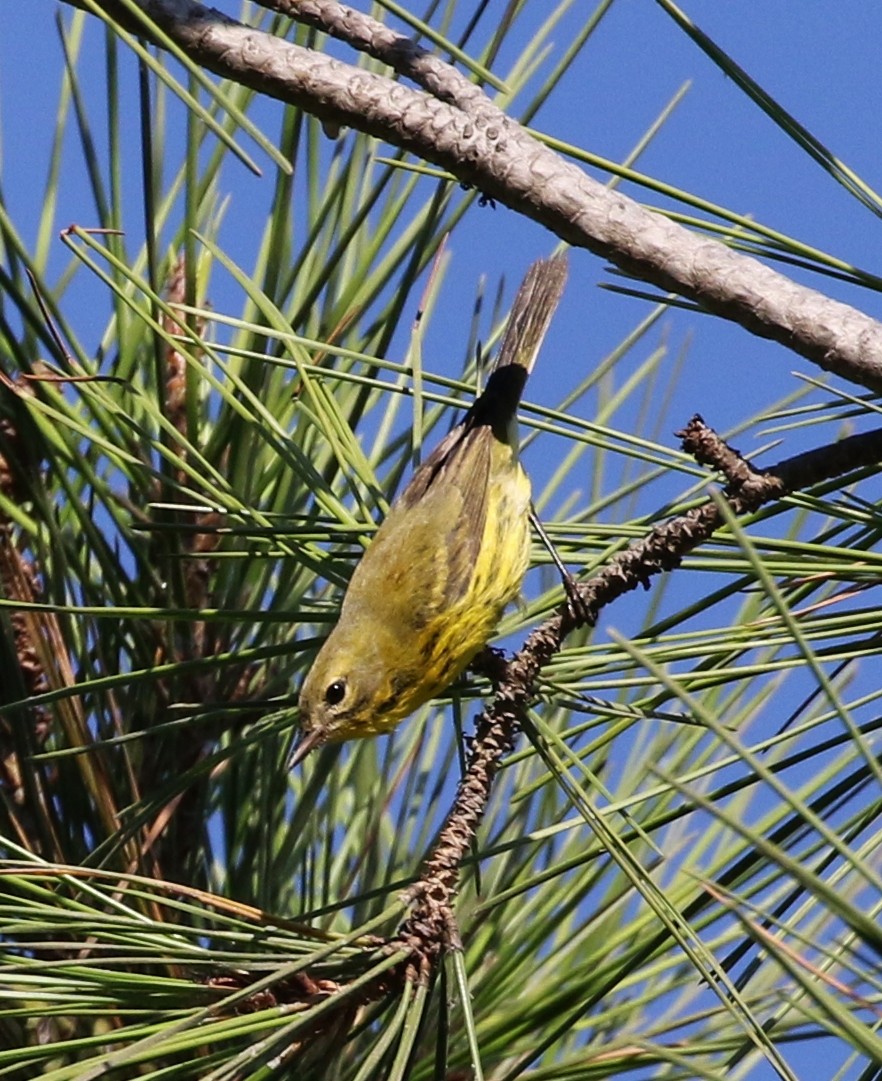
2, 4, 881, 1077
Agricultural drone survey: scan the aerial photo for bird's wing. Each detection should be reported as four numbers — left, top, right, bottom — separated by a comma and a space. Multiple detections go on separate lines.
345, 423, 492, 625
398, 420, 492, 602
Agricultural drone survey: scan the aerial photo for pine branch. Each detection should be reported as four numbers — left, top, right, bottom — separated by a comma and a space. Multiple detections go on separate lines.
392, 417, 882, 969
70, 0, 882, 391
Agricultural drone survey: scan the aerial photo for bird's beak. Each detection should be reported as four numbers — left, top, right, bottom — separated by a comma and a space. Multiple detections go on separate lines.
287, 727, 326, 769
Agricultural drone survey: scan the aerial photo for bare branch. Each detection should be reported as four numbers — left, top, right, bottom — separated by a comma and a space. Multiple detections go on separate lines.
257, 0, 487, 109
76, 0, 882, 391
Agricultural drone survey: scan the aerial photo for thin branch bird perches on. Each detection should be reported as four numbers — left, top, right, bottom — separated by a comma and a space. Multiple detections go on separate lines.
391, 415, 882, 975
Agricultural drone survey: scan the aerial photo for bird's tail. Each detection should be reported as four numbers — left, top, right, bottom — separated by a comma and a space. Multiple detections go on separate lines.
495, 252, 569, 377
473, 253, 568, 436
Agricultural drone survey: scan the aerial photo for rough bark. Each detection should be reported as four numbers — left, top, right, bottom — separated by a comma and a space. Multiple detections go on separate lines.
71, 0, 882, 391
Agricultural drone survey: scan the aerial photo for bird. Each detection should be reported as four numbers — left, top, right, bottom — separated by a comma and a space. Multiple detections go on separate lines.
291, 253, 568, 765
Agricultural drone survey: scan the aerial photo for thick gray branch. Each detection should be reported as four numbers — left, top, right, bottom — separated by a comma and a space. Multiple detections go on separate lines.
87, 0, 882, 391
257, 0, 488, 110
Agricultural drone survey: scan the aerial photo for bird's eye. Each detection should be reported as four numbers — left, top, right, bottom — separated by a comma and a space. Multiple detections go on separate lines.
324, 679, 347, 706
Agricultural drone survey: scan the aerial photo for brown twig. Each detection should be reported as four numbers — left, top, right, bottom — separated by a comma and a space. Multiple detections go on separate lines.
392, 416, 882, 972
0, 362, 54, 827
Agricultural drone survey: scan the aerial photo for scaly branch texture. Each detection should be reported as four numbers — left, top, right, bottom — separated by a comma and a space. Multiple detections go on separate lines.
77, 0, 882, 391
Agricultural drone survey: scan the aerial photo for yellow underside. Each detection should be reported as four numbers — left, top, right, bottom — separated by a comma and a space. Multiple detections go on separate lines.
369, 462, 532, 732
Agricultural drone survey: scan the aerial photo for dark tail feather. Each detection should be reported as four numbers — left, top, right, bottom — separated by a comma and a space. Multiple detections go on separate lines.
473, 253, 569, 433
494, 253, 569, 376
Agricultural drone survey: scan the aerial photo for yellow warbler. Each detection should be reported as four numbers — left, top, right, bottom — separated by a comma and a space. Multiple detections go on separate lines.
292, 254, 568, 764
